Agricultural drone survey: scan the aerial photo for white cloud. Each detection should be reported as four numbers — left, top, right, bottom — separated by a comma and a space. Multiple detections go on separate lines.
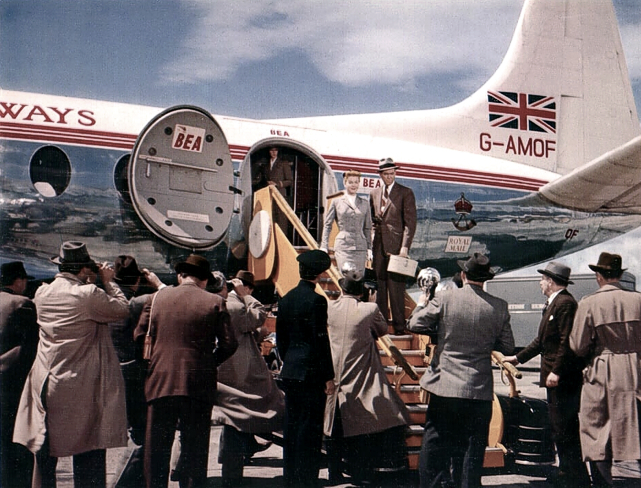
161, 0, 523, 88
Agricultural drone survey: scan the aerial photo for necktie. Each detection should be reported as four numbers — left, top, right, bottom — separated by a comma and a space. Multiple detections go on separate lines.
542, 300, 549, 316
382, 185, 389, 211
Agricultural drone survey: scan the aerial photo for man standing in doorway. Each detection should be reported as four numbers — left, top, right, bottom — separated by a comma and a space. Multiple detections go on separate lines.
370, 158, 417, 334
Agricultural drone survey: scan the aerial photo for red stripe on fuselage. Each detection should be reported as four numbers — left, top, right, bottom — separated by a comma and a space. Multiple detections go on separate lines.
2, 125, 548, 192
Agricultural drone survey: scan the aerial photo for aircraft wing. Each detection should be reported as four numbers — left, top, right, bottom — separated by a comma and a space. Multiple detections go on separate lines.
539, 135, 641, 214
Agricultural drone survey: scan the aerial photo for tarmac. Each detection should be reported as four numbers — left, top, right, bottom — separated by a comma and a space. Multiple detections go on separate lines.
49, 367, 641, 487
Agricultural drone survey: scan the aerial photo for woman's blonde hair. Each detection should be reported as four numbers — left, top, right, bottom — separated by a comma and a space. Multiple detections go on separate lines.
343, 170, 361, 181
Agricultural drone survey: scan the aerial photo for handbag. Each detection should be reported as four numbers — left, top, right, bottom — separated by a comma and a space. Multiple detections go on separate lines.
142, 292, 159, 361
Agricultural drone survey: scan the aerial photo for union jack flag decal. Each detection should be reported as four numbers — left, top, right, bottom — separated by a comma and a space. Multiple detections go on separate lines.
487, 91, 556, 133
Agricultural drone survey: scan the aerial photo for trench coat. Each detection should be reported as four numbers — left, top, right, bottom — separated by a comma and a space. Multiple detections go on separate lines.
212, 291, 284, 433
324, 295, 409, 437
570, 282, 641, 461
13, 273, 129, 457
320, 193, 372, 274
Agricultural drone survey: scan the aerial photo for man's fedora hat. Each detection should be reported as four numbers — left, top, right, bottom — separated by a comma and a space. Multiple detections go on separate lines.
234, 270, 255, 288
1, 261, 34, 286
377, 158, 399, 172
175, 254, 212, 281
537, 261, 574, 285
588, 252, 626, 273
339, 262, 364, 296
457, 253, 495, 282
114, 255, 144, 285
51, 241, 96, 266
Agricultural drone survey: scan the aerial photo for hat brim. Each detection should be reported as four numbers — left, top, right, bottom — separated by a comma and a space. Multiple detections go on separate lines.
588, 264, 627, 273
537, 269, 574, 285
377, 164, 399, 172
50, 256, 96, 266
457, 259, 495, 281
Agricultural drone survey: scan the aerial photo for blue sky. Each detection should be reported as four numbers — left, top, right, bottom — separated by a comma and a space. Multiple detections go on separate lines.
2, 0, 641, 280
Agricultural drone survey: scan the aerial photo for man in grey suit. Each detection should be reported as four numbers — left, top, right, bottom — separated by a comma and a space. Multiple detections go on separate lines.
370, 158, 417, 334
407, 253, 514, 488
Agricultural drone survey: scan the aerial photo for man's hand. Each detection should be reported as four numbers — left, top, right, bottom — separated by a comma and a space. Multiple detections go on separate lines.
503, 355, 519, 365
230, 278, 249, 297
325, 380, 336, 395
98, 262, 115, 283
546, 372, 560, 388
142, 269, 164, 290
399, 247, 409, 258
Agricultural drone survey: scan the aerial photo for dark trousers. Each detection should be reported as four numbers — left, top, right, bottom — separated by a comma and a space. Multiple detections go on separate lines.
419, 394, 492, 488
218, 425, 259, 484
35, 437, 106, 488
547, 385, 590, 486
144, 397, 213, 488
1, 384, 33, 488
374, 254, 407, 333
282, 379, 327, 487
115, 360, 148, 488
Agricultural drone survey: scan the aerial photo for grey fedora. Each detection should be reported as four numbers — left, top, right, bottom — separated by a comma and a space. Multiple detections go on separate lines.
538, 261, 574, 285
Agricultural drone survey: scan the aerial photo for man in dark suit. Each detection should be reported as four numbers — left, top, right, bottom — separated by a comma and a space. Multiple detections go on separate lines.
0, 262, 38, 488
505, 262, 589, 487
135, 255, 237, 488
407, 253, 514, 488
276, 250, 335, 487
370, 158, 417, 334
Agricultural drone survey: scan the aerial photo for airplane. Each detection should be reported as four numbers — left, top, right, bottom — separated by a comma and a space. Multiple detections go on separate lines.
1, 0, 641, 283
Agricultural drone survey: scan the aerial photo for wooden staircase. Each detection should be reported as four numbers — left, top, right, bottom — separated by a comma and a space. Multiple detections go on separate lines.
248, 185, 518, 472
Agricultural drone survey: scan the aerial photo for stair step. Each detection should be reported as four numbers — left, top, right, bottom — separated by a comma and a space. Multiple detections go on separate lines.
380, 349, 426, 367
385, 365, 426, 386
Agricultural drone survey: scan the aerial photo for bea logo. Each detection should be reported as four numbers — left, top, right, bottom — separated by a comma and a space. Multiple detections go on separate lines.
172, 124, 205, 153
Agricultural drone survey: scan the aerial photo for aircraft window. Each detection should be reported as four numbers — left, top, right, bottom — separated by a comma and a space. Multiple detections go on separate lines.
114, 154, 132, 203
29, 145, 71, 197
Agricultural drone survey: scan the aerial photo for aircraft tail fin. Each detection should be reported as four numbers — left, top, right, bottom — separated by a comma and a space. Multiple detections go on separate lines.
278, 0, 639, 176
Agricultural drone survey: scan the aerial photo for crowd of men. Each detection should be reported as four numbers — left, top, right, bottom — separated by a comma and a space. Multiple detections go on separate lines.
1, 157, 641, 488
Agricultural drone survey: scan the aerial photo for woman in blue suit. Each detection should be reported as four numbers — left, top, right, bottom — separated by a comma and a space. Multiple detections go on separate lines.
320, 170, 372, 274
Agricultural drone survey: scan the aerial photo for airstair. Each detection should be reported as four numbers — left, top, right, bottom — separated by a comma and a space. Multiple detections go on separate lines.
248, 185, 521, 472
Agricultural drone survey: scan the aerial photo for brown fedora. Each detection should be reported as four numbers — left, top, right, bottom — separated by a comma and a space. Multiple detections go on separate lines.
175, 254, 211, 281
114, 255, 144, 285
588, 252, 626, 273
537, 261, 574, 285
51, 241, 96, 266
234, 270, 255, 287
457, 253, 495, 282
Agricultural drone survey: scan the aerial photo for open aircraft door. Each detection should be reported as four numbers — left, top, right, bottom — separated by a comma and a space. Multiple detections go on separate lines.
129, 106, 235, 249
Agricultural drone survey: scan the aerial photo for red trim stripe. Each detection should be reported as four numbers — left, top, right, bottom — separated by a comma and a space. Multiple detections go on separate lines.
0, 121, 137, 150
2, 126, 548, 192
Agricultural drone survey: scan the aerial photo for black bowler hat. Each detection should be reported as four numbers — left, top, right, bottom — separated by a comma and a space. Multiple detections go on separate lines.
588, 252, 626, 274
297, 250, 331, 278
51, 241, 96, 267
377, 158, 399, 172
175, 254, 212, 281
114, 255, 144, 285
1, 261, 34, 286
457, 253, 495, 282
538, 261, 574, 285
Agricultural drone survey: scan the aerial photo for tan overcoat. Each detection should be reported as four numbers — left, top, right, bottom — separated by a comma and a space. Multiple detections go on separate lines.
212, 292, 284, 433
570, 283, 641, 461
13, 273, 129, 457
324, 295, 409, 437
